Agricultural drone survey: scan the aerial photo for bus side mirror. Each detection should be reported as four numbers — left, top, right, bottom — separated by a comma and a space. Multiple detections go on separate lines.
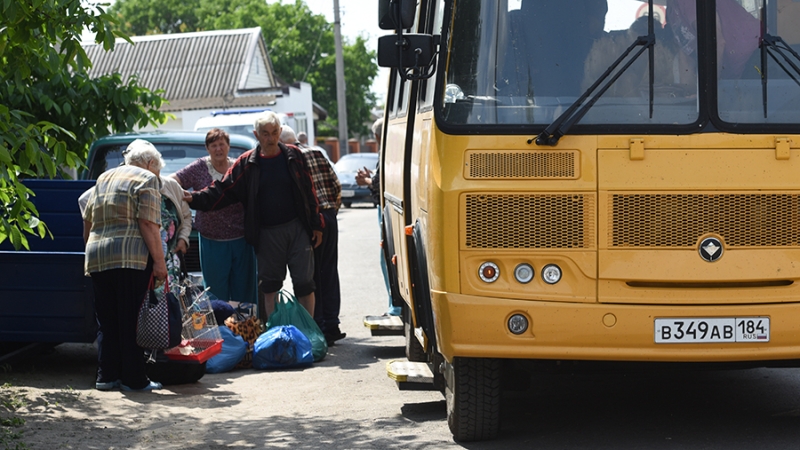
378, 0, 416, 30
378, 34, 435, 69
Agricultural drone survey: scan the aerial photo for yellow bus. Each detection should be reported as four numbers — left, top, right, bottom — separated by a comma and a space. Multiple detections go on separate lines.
376, 0, 800, 441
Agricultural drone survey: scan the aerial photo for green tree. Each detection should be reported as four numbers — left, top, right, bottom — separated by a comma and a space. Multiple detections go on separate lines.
113, 0, 202, 35
111, 0, 379, 139
0, 0, 168, 250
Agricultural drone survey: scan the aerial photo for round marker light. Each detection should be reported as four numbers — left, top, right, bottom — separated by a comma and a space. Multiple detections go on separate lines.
508, 314, 529, 335
541, 264, 562, 284
514, 263, 534, 284
479, 262, 500, 283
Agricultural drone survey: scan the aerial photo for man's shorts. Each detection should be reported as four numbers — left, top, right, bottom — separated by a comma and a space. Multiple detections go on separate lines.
256, 218, 315, 297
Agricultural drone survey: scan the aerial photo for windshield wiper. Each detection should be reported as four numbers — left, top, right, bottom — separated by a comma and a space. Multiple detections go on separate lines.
759, 33, 800, 118
532, 3, 657, 147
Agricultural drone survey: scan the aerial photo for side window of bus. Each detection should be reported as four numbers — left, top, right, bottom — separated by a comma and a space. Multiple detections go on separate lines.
388, 68, 403, 119
418, 0, 445, 111
397, 76, 412, 118
394, 9, 422, 119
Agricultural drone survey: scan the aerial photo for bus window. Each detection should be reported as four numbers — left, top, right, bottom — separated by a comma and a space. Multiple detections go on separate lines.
398, 73, 412, 118
419, 0, 445, 110
440, 0, 700, 127
718, 0, 800, 124
389, 68, 403, 118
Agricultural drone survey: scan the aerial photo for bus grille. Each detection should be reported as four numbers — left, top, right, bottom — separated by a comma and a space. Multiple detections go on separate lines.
466, 151, 577, 179
464, 194, 595, 249
611, 193, 800, 247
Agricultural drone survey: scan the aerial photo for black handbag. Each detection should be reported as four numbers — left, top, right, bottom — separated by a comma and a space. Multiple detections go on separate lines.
136, 275, 183, 349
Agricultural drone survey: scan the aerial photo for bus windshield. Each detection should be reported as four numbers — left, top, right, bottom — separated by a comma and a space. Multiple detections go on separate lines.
439, 0, 800, 130
718, 0, 800, 124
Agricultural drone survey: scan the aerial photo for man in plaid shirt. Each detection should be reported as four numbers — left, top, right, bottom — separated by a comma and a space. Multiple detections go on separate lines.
281, 127, 346, 345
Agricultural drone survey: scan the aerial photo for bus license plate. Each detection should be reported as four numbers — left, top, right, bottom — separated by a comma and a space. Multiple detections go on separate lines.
341, 190, 355, 197
654, 317, 770, 343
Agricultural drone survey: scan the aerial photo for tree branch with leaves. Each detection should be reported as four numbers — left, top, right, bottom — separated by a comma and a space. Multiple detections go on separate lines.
0, 0, 168, 250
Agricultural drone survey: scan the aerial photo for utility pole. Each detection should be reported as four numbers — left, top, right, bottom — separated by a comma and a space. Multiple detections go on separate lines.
333, 0, 348, 156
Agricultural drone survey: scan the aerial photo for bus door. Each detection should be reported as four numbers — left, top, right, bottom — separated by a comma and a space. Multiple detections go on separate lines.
382, 0, 443, 337
383, 68, 417, 306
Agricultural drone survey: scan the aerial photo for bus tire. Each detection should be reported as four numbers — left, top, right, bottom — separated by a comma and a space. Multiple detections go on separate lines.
445, 357, 501, 442
404, 305, 426, 362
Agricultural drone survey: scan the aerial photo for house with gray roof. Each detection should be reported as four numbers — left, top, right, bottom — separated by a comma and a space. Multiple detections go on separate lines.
83, 27, 324, 142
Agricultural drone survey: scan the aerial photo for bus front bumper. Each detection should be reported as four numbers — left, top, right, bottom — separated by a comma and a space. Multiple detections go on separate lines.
431, 291, 800, 363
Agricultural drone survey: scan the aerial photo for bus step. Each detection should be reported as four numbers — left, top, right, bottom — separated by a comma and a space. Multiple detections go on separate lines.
363, 315, 404, 336
387, 359, 437, 391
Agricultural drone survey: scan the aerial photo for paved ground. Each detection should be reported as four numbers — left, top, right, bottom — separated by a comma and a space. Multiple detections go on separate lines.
0, 206, 458, 450
3, 206, 800, 449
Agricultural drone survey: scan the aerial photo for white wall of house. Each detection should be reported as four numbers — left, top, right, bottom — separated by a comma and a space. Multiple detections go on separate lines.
182, 110, 215, 132
138, 111, 186, 132
267, 82, 315, 143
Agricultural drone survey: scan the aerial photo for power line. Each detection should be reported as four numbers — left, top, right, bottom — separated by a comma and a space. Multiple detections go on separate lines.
267, 10, 308, 54
302, 26, 327, 82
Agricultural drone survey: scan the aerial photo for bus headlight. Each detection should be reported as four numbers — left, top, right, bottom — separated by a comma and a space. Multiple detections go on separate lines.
479, 262, 500, 283
514, 263, 534, 284
541, 264, 562, 284
508, 314, 529, 334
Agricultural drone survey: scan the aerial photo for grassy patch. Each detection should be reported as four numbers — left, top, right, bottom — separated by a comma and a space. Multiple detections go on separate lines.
0, 416, 26, 450
0, 385, 27, 412
0, 384, 28, 450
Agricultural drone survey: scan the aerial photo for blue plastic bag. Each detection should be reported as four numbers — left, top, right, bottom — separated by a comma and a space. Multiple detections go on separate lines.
266, 290, 328, 362
206, 326, 247, 373
252, 325, 313, 370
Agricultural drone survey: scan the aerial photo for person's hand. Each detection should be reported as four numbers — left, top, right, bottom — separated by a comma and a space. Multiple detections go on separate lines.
355, 167, 372, 186
175, 239, 188, 254
182, 190, 193, 203
312, 230, 323, 248
153, 260, 168, 284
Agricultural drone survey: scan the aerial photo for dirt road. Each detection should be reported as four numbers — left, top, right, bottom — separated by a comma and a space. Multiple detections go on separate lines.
0, 206, 458, 449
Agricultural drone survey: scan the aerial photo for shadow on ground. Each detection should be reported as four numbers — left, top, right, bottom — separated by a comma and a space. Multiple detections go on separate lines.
5, 345, 800, 449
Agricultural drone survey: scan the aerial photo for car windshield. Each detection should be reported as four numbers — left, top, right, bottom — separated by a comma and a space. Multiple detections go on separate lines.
335, 155, 378, 173
87, 142, 248, 180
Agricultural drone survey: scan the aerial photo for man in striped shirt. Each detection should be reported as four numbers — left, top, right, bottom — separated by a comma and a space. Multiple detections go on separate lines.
281, 127, 346, 345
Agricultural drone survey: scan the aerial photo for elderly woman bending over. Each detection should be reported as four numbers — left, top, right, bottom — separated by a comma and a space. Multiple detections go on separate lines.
83, 139, 167, 392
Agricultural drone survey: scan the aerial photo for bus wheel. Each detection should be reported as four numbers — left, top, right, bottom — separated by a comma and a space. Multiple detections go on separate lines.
403, 305, 426, 362
445, 357, 501, 442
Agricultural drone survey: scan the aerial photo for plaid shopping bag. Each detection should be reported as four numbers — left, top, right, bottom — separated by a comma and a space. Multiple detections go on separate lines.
136, 275, 182, 349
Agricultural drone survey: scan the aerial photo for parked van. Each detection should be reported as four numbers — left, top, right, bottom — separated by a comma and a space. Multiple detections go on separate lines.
194, 109, 308, 141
